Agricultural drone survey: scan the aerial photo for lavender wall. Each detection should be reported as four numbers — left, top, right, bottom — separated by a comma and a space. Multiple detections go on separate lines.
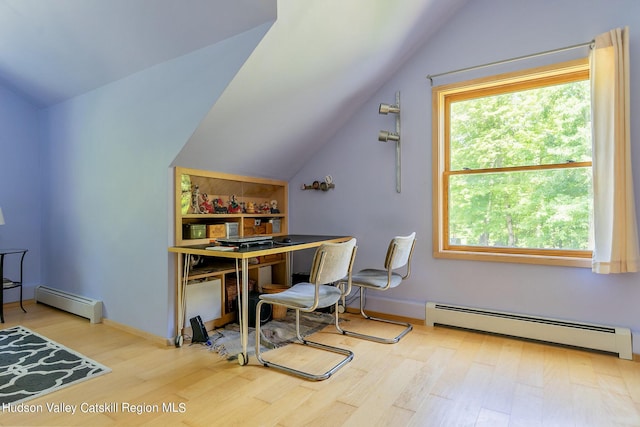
0, 83, 42, 298
290, 0, 640, 352
39, 24, 271, 338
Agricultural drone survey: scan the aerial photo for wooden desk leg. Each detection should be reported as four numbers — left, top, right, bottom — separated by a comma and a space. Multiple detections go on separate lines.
238, 257, 250, 366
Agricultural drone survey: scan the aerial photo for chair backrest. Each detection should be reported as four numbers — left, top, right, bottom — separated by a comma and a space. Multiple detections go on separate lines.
309, 238, 357, 285
383, 232, 416, 273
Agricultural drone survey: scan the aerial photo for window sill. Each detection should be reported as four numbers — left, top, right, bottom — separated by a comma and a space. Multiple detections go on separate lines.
434, 249, 592, 268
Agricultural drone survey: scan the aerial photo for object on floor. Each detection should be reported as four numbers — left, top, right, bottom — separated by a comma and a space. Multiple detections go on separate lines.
34, 286, 102, 323
210, 311, 338, 360
0, 325, 111, 404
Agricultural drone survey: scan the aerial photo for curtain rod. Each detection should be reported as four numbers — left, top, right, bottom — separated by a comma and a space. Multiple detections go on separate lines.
426, 40, 594, 86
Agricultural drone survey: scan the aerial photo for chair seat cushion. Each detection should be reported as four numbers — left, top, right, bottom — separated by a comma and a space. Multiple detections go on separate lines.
259, 283, 342, 309
351, 269, 403, 289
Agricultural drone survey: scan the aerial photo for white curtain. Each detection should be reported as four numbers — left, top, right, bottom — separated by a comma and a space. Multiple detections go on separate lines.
590, 26, 640, 273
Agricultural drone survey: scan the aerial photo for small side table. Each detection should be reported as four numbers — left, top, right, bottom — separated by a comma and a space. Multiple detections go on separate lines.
1, 248, 28, 323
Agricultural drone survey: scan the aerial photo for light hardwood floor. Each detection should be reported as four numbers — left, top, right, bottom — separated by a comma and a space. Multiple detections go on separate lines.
2, 301, 640, 426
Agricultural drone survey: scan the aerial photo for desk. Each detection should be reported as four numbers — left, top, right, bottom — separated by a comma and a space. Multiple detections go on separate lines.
169, 235, 350, 364
1, 248, 28, 323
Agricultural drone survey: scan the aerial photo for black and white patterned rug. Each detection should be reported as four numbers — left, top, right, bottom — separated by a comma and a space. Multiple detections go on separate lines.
0, 325, 111, 405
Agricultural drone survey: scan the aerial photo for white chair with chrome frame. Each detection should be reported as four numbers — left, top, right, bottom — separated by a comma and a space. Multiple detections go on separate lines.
255, 238, 357, 381
336, 232, 416, 344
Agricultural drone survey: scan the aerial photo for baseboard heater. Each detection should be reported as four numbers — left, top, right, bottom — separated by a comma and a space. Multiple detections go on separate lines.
35, 285, 103, 323
425, 302, 632, 360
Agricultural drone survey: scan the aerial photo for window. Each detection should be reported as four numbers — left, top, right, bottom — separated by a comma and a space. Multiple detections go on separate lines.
432, 59, 593, 267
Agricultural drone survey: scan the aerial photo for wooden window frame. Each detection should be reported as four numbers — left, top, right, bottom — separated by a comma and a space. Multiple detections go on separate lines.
432, 58, 593, 267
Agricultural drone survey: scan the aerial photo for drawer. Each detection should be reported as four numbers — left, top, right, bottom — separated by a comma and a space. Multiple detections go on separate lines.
183, 224, 206, 239
259, 253, 283, 263
244, 224, 267, 236
225, 222, 239, 238
243, 218, 266, 236
207, 224, 226, 239
243, 218, 262, 228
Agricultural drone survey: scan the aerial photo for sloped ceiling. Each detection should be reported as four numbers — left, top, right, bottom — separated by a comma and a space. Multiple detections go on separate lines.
0, 0, 277, 106
174, 0, 469, 180
1, 0, 468, 181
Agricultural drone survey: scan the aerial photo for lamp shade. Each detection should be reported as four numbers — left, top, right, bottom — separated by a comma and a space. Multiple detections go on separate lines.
0, 207, 4, 225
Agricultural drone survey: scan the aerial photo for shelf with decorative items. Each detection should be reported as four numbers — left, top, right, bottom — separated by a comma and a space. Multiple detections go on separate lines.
300, 175, 335, 191
175, 167, 288, 247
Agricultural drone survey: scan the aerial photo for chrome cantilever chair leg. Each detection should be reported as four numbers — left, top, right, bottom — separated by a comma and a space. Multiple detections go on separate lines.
336, 287, 412, 344
255, 302, 353, 381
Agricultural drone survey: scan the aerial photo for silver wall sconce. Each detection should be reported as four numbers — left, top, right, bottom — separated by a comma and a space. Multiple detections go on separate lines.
378, 130, 400, 142
379, 102, 400, 115
378, 91, 401, 193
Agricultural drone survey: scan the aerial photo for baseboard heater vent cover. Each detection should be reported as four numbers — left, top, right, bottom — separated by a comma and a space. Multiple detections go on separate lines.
425, 302, 631, 360
35, 285, 103, 323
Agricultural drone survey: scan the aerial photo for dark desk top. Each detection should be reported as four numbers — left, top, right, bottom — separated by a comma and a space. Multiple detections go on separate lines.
271, 234, 347, 246
169, 235, 351, 258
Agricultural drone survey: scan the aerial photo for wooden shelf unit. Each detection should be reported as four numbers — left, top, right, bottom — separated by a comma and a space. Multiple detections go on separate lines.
174, 167, 288, 246
173, 167, 289, 334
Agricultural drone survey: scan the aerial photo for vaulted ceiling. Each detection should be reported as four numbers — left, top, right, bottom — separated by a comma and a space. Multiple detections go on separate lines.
1, 0, 468, 180
0, 0, 277, 106
177, 0, 469, 180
